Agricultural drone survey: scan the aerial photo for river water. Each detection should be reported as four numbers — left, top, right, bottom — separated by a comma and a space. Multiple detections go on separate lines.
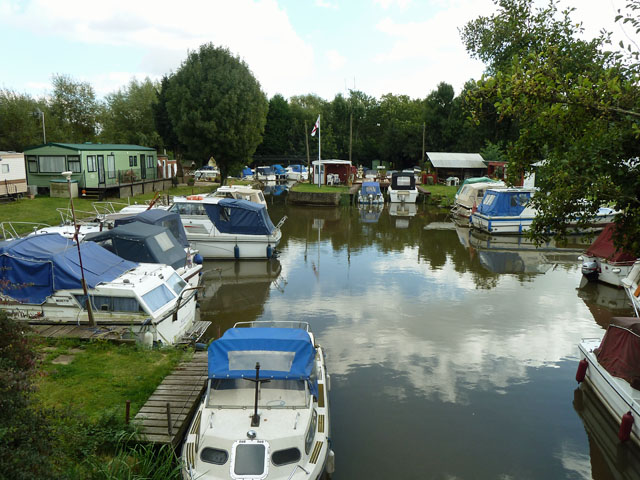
199, 198, 639, 480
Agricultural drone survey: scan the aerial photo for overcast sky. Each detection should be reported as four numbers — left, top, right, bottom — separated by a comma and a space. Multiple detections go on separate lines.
0, 0, 635, 101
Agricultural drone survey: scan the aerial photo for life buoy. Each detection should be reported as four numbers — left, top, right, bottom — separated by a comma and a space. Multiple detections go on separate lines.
186, 195, 203, 201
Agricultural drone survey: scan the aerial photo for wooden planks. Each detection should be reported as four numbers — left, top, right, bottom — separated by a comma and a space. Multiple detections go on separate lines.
28, 323, 134, 342
134, 350, 208, 446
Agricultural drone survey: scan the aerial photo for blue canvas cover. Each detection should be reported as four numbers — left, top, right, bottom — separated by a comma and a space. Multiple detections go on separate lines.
477, 189, 532, 217
361, 182, 382, 196
242, 167, 253, 178
0, 233, 137, 304
208, 327, 316, 382
289, 164, 306, 173
203, 199, 276, 236
273, 164, 286, 175
115, 209, 189, 248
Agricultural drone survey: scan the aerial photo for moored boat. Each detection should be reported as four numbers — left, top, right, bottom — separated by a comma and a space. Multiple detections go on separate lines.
210, 185, 267, 208
286, 164, 309, 182
357, 181, 384, 204
181, 321, 334, 480
0, 233, 197, 345
169, 196, 285, 259
451, 181, 506, 218
577, 317, 640, 447
256, 166, 277, 182
580, 223, 637, 287
621, 260, 640, 317
388, 172, 418, 203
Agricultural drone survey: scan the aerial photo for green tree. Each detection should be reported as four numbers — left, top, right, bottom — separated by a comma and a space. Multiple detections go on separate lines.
165, 44, 268, 184
378, 94, 423, 170
100, 78, 161, 148
0, 89, 48, 150
463, 0, 640, 254
255, 94, 293, 155
49, 74, 99, 143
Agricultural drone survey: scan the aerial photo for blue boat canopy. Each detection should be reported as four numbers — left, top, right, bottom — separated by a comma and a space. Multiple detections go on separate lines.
241, 167, 254, 178
115, 209, 189, 248
0, 233, 137, 304
203, 199, 276, 236
289, 164, 306, 173
361, 182, 382, 195
208, 327, 317, 394
477, 189, 532, 217
272, 164, 286, 175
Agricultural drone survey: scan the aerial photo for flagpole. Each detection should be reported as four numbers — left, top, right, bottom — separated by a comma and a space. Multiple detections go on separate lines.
318, 115, 322, 188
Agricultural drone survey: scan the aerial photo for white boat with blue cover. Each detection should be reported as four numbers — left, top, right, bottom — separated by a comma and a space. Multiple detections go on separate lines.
470, 188, 616, 234
182, 321, 334, 480
0, 233, 197, 345
286, 164, 309, 182
358, 181, 384, 204
169, 196, 285, 259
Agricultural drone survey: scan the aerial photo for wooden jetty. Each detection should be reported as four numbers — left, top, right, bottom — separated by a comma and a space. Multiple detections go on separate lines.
29, 324, 135, 343
135, 350, 208, 446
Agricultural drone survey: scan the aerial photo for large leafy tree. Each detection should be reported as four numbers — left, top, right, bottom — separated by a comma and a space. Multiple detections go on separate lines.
165, 44, 268, 183
0, 89, 48, 150
255, 94, 293, 155
49, 74, 99, 143
462, 0, 640, 254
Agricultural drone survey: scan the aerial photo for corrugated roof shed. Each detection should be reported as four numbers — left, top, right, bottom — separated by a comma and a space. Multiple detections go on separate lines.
427, 152, 486, 169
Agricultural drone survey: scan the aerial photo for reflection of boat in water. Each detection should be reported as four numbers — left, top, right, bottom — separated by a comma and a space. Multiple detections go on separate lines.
469, 229, 584, 274
577, 317, 640, 448
358, 203, 383, 223
577, 281, 635, 329
263, 181, 294, 197
574, 384, 640, 480
389, 202, 416, 217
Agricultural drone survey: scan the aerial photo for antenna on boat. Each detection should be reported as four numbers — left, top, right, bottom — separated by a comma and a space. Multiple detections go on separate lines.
62, 171, 95, 327
245, 362, 270, 427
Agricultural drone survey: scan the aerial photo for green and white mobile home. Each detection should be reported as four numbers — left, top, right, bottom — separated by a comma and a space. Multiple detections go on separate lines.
24, 143, 167, 197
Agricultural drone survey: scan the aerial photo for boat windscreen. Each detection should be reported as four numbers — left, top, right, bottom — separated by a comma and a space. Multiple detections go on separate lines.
207, 378, 307, 408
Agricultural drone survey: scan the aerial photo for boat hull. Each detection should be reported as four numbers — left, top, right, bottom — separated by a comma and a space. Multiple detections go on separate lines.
388, 188, 418, 203
187, 231, 281, 259
471, 212, 615, 235
578, 339, 640, 447
581, 255, 635, 288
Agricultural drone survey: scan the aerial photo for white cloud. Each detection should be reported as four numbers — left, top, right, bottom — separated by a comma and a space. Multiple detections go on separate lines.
326, 49, 347, 71
374, 0, 413, 10
315, 0, 338, 9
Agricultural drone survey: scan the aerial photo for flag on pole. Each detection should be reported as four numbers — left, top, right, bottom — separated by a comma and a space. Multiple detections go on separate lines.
310, 115, 320, 137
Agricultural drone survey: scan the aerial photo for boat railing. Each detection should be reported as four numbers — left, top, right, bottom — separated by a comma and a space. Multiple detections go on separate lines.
287, 464, 310, 479
92, 200, 132, 216
56, 207, 100, 225
0, 221, 52, 240
233, 320, 310, 332
275, 215, 288, 230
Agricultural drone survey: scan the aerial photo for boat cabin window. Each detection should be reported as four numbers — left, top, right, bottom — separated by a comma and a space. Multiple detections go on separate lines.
396, 176, 411, 186
153, 232, 174, 252
258, 192, 265, 202
166, 273, 186, 296
510, 193, 530, 207
305, 409, 318, 454
208, 378, 307, 408
482, 193, 497, 206
170, 203, 207, 216
142, 284, 175, 312
271, 447, 301, 466
232, 443, 267, 477
200, 447, 228, 465
74, 295, 143, 313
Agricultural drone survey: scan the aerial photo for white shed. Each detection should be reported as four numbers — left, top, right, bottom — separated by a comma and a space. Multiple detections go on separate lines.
0, 152, 28, 198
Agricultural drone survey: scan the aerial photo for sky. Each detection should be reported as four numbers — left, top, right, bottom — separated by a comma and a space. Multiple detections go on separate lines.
0, 0, 636, 101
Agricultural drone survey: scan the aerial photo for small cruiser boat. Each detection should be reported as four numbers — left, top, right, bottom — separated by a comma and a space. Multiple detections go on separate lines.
182, 321, 334, 480
210, 185, 267, 208
358, 181, 384, 204
0, 233, 197, 345
388, 172, 418, 203
470, 188, 616, 234
169, 196, 285, 259
256, 166, 277, 182
286, 164, 309, 182
577, 317, 640, 447
451, 181, 506, 218
580, 223, 637, 287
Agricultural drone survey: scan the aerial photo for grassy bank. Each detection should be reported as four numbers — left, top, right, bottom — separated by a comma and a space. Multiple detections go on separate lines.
423, 184, 457, 206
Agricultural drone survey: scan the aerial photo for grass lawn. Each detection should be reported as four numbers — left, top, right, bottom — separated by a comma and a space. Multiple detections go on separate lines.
422, 184, 458, 204
291, 182, 351, 194
35, 339, 189, 422
0, 185, 212, 237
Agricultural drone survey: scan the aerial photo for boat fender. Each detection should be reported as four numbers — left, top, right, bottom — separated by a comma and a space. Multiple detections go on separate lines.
266, 244, 273, 259
143, 331, 154, 348
575, 359, 588, 383
194, 253, 203, 265
195, 342, 207, 351
326, 449, 336, 474
618, 411, 634, 442
234, 244, 240, 259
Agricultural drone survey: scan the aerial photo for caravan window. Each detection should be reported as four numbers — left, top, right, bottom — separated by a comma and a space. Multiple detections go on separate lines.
68, 156, 81, 173
1, 164, 8, 173
107, 155, 116, 178
38, 155, 65, 173
27, 156, 38, 173
87, 155, 97, 172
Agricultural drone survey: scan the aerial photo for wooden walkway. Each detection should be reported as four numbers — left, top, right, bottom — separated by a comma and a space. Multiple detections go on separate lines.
29, 324, 135, 343
135, 350, 208, 446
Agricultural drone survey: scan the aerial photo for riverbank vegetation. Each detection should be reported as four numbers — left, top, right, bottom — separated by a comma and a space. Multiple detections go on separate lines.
0, 312, 187, 479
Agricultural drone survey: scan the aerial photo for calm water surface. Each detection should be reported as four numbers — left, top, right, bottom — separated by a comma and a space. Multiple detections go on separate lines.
199, 198, 639, 480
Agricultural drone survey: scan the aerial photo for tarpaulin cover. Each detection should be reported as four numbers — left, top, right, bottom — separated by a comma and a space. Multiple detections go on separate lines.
391, 172, 416, 190
0, 233, 136, 304
585, 223, 636, 263
272, 164, 286, 175
361, 182, 382, 195
84, 222, 186, 270
596, 317, 640, 387
115, 209, 189, 248
456, 176, 500, 196
203, 199, 276, 236
242, 167, 254, 177
289, 164, 307, 173
208, 327, 316, 380
477, 189, 533, 217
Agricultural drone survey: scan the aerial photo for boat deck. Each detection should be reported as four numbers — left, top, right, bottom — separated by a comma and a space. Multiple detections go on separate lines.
135, 351, 208, 446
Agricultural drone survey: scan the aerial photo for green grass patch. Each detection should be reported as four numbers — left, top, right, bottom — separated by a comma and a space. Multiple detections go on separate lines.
291, 182, 351, 194
421, 184, 457, 206
35, 339, 189, 421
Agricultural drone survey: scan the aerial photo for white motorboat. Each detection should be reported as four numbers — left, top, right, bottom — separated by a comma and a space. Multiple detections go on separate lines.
577, 317, 640, 447
388, 172, 418, 203
451, 181, 506, 219
621, 260, 640, 317
210, 185, 267, 208
256, 166, 277, 182
357, 181, 384, 204
470, 188, 616, 234
169, 196, 285, 259
286, 164, 309, 182
181, 320, 334, 480
580, 223, 637, 287
0, 233, 197, 345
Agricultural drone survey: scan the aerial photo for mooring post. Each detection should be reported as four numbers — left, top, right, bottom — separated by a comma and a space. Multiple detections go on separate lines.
125, 400, 131, 424
167, 402, 173, 437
